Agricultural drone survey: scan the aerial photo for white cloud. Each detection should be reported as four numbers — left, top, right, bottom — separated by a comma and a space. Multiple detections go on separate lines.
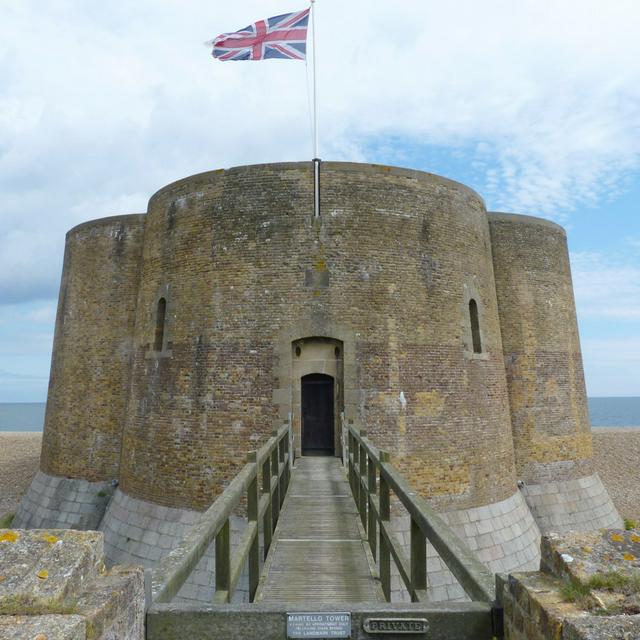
22, 304, 57, 325
571, 252, 640, 320
0, 0, 639, 304
571, 250, 640, 395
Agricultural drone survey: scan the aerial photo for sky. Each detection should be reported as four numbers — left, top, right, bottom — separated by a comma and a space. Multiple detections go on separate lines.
0, 0, 639, 402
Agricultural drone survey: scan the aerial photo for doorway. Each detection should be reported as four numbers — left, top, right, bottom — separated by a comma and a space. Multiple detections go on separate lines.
301, 373, 335, 456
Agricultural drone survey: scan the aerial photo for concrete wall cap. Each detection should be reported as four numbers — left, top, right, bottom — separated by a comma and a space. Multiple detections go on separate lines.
66, 213, 146, 240
487, 211, 566, 235
147, 161, 486, 209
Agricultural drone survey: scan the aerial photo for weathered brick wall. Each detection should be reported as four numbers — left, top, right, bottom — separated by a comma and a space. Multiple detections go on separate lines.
40, 215, 145, 480
488, 213, 593, 484
119, 162, 517, 511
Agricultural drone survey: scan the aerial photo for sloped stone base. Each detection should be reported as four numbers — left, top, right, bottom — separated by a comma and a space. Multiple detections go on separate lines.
391, 490, 541, 602
13, 471, 113, 530
521, 473, 622, 534
100, 488, 251, 604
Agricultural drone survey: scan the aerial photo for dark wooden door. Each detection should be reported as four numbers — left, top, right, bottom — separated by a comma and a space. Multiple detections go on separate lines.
301, 374, 334, 455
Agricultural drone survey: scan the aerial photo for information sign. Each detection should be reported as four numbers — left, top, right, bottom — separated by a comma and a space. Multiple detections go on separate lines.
287, 612, 351, 639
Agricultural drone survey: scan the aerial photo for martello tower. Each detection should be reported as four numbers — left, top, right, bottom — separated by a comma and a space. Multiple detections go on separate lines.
15, 162, 620, 602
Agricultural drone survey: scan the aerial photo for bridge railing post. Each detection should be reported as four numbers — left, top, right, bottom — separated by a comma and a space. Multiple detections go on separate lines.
277, 430, 286, 509
358, 431, 368, 530
271, 439, 280, 526
213, 519, 231, 604
262, 456, 273, 559
289, 422, 295, 471
352, 432, 360, 511
379, 449, 391, 601
410, 516, 427, 602
348, 431, 355, 497
246, 452, 260, 602
367, 453, 377, 559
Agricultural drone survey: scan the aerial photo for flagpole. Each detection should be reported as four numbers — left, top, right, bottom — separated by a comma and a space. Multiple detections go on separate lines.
310, 0, 320, 218
311, 0, 318, 158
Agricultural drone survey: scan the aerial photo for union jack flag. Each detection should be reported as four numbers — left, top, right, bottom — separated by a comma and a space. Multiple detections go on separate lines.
210, 8, 310, 61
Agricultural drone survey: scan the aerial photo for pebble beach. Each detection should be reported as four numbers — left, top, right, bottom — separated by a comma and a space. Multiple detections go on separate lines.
0, 432, 42, 519
0, 428, 639, 524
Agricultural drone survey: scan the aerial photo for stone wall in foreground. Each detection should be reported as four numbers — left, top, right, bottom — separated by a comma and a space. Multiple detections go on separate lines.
0, 528, 144, 640
501, 529, 640, 640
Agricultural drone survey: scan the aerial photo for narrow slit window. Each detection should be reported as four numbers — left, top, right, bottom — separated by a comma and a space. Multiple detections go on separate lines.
154, 297, 167, 351
469, 299, 482, 353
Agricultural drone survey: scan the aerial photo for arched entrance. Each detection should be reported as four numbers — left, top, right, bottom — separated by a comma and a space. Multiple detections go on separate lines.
301, 373, 335, 455
288, 337, 344, 457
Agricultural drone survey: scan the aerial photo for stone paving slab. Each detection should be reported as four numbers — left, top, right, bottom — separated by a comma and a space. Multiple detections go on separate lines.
0, 614, 86, 640
541, 529, 640, 584
74, 565, 145, 640
563, 614, 640, 640
0, 529, 103, 614
0, 529, 144, 640
503, 528, 640, 640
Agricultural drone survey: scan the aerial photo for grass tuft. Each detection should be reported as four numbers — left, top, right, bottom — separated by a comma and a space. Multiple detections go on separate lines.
624, 518, 637, 531
560, 571, 640, 614
560, 579, 592, 608
0, 512, 15, 528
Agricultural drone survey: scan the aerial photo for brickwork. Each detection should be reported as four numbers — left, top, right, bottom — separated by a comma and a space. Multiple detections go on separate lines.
13, 470, 114, 530
489, 213, 594, 484
521, 473, 622, 533
40, 214, 145, 481
118, 162, 517, 512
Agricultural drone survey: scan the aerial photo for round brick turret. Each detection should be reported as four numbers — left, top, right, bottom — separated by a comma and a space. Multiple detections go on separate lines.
41, 214, 145, 481
488, 213, 591, 483
489, 212, 621, 532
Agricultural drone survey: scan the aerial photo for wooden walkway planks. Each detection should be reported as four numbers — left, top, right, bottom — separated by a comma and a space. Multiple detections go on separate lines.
256, 456, 383, 604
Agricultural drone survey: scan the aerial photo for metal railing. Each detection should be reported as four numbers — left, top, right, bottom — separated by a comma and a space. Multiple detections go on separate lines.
346, 423, 496, 605
149, 423, 293, 605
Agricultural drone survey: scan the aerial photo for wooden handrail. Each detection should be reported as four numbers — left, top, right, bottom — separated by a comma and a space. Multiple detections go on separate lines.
150, 423, 292, 605
346, 423, 496, 605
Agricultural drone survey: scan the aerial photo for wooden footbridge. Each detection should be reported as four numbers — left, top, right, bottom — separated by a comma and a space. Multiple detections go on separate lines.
256, 456, 383, 604
146, 424, 504, 639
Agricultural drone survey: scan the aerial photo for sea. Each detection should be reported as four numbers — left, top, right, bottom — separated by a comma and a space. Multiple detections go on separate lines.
0, 398, 639, 431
